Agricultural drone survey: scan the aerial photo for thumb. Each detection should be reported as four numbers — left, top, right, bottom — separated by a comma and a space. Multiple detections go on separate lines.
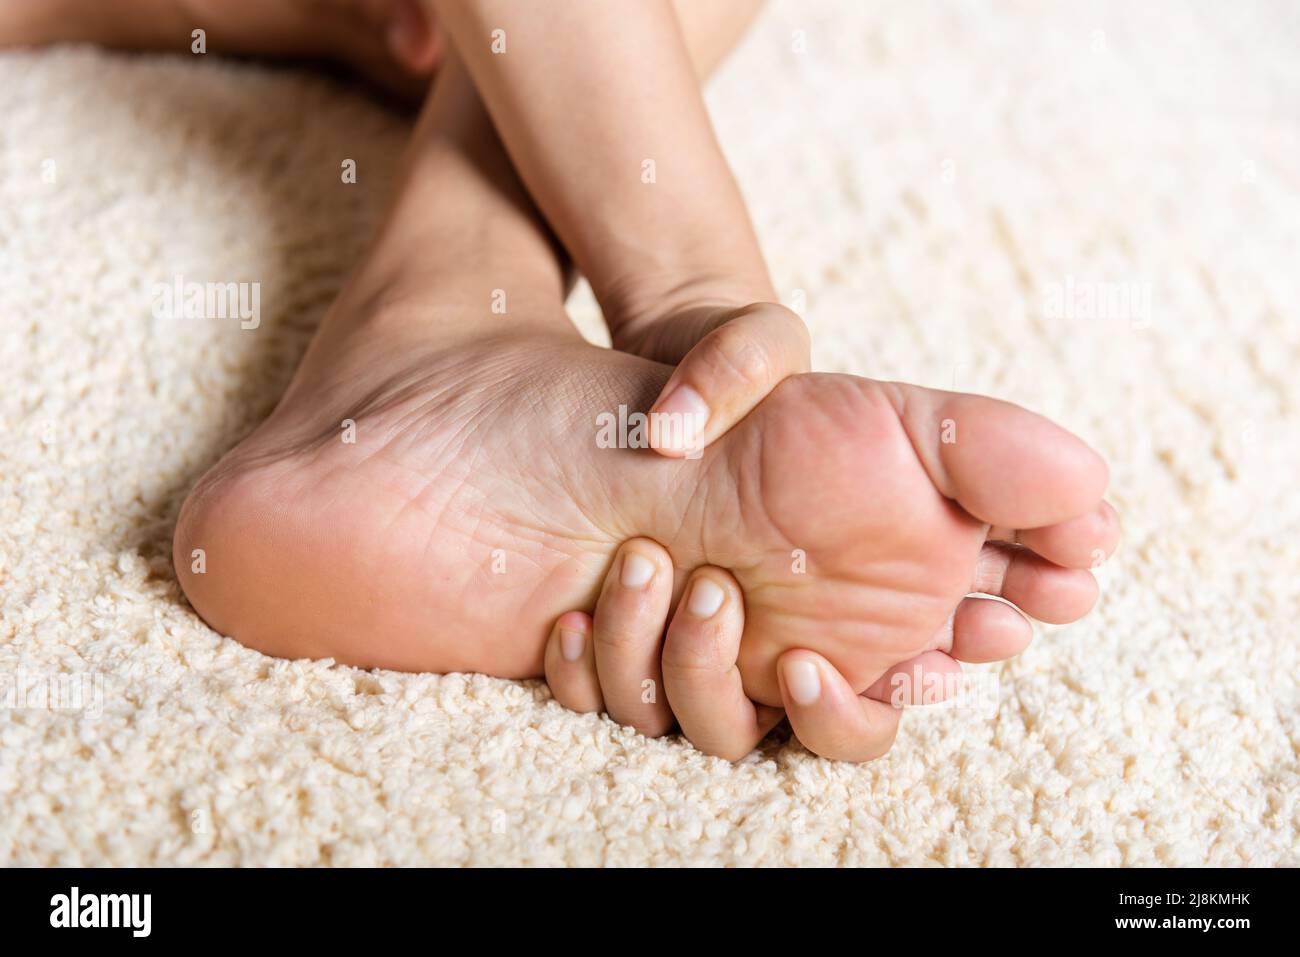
646, 303, 809, 458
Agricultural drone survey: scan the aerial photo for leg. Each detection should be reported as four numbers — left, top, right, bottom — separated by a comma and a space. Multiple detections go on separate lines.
521, 0, 1115, 751
423, 0, 775, 329
0, 0, 439, 101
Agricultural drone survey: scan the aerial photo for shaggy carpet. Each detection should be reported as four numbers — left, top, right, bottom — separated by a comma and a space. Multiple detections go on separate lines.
1, 0, 1296, 865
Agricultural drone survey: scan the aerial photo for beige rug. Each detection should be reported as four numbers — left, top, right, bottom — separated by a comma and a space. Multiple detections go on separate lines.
2, 0, 1296, 866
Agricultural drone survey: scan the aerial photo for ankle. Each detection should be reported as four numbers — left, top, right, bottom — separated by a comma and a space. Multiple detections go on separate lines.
333, 275, 579, 351
326, 216, 573, 351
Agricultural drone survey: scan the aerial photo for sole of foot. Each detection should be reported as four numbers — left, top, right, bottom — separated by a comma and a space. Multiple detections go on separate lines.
175, 314, 1116, 707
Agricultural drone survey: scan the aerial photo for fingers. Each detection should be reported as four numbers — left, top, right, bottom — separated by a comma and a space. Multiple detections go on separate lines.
647, 303, 809, 457
590, 539, 676, 737
548, 560, 783, 760
554, 555, 914, 764
543, 611, 603, 714
660, 568, 785, 761
776, 651, 902, 763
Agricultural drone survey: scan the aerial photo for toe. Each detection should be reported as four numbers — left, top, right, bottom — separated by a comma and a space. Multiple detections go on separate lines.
863, 650, 964, 706
972, 543, 1100, 624
890, 385, 1110, 530
1014, 500, 1121, 570
947, 596, 1033, 663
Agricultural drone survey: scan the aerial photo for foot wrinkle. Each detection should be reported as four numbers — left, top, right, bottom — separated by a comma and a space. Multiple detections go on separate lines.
881, 378, 957, 503
740, 426, 799, 560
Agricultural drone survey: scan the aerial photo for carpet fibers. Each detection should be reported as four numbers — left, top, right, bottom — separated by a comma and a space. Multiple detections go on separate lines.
1, 0, 1296, 865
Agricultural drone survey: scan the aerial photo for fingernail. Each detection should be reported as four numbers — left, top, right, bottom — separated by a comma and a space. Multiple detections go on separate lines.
560, 628, 585, 662
651, 384, 710, 450
687, 578, 725, 618
784, 660, 821, 706
620, 552, 655, 588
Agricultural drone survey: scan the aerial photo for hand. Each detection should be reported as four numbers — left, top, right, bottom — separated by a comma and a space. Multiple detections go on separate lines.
616, 301, 811, 457
585, 303, 983, 761
542, 539, 972, 762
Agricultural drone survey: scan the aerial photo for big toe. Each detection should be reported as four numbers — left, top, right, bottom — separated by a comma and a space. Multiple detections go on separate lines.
891, 384, 1110, 530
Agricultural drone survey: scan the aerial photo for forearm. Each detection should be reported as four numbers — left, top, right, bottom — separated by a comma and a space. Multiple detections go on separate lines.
424, 0, 774, 335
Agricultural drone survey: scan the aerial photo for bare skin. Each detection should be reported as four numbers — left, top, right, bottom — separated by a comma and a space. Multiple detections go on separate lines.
419, 0, 1119, 754
171, 52, 1117, 733
8, 0, 1120, 759
0, 0, 440, 100
545, 522, 1111, 761
176, 325, 1114, 699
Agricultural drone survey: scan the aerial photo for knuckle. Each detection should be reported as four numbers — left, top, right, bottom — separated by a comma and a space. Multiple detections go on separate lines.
740, 302, 811, 359
662, 625, 731, 675
705, 324, 775, 391
766, 302, 811, 345
593, 595, 667, 645
591, 623, 647, 652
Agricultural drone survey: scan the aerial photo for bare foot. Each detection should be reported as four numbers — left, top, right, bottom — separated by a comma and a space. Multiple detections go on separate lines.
174, 287, 1116, 707
171, 46, 1118, 712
